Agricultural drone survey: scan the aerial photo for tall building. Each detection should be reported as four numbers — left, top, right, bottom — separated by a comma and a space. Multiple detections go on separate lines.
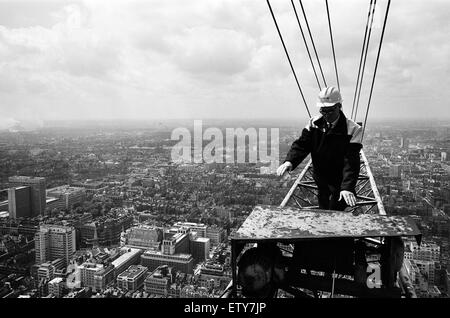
400, 137, 409, 150
190, 237, 210, 265
8, 186, 31, 218
162, 229, 189, 255
9, 176, 46, 217
35, 224, 76, 267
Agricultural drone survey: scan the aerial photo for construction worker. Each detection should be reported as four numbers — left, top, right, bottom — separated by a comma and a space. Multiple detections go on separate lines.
277, 86, 362, 210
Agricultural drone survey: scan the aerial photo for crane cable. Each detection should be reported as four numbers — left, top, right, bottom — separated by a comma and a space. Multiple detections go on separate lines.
361, 0, 391, 141
353, 0, 377, 122
267, 0, 311, 118
298, 0, 327, 87
325, 0, 340, 91
351, 0, 375, 120
291, 0, 322, 90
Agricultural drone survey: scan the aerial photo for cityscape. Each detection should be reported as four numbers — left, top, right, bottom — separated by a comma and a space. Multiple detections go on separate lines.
0, 118, 449, 299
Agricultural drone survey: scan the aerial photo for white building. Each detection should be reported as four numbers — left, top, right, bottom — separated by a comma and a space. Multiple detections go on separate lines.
35, 224, 76, 266
79, 262, 105, 289
48, 277, 65, 298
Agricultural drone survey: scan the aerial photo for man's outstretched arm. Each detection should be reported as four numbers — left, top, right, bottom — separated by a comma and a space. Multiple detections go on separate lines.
340, 123, 363, 206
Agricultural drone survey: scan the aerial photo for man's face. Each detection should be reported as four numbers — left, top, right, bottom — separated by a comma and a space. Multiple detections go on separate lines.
319, 104, 340, 123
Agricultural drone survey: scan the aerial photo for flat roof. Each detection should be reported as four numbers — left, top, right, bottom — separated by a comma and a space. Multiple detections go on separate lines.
111, 247, 141, 268
117, 265, 147, 279
194, 237, 210, 243
142, 250, 192, 260
47, 185, 85, 194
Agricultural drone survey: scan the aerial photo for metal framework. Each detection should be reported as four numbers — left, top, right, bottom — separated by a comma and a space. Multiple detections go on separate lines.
280, 150, 385, 215
223, 150, 419, 299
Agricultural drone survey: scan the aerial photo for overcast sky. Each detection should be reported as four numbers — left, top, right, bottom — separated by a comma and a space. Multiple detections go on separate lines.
0, 0, 449, 128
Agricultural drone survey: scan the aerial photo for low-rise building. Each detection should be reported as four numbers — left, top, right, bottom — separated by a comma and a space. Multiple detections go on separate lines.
141, 250, 193, 274
116, 265, 148, 292
144, 265, 173, 296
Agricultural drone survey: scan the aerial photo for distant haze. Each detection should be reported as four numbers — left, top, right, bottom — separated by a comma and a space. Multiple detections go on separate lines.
0, 0, 449, 130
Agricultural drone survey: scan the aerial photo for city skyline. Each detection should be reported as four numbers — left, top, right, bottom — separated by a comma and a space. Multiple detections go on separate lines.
0, 0, 449, 130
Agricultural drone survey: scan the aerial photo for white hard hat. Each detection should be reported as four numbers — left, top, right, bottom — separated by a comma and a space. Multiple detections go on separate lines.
317, 86, 342, 107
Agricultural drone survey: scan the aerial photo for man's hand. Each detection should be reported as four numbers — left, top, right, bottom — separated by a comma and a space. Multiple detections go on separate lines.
339, 190, 356, 207
276, 162, 293, 177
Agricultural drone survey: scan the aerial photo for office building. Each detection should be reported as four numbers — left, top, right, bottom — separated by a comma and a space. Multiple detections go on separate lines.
116, 265, 148, 292
9, 176, 46, 217
93, 264, 115, 292
173, 222, 207, 237
48, 277, 65, 298
37, 262, 56, 282
111, 247, 142, 276
162, 230, 189, 255
141, 250, 193, 274
125, 225, 162, 250
35, 224, 76, 266
79, 262, 105, 289
144, 265, 173, 296
78, 213, 133, 247
8, 186, 31, 218
46, 185, 86, 211
408, 241, 440, 262
190, 237, 210, 265
206, 225, 226, 246
199, 263, 231, 290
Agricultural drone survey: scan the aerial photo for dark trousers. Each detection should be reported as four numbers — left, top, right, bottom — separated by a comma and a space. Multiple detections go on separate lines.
317, 183, 347, 211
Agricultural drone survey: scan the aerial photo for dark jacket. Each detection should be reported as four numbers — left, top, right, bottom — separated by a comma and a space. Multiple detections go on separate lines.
284, 111, 363, 194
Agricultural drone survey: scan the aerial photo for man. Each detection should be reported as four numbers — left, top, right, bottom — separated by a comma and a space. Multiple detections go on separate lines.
277, 86, 362, 210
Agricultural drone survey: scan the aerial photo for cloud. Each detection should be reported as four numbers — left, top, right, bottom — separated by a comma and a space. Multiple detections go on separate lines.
0, 0, 449, 122
170, 26, 255, 78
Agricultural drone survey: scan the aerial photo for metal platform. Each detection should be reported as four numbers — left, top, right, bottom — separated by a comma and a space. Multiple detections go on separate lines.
233, 205, 420, 242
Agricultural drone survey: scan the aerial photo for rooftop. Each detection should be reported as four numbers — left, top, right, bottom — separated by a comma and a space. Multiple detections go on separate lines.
117, 265, 148, 280
47, 185, 85, 195
111, 247, 141, 268
142, 250, 192, 260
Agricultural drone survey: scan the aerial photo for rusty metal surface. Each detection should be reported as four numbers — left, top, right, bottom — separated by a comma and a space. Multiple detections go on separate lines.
232, 205, 420, 241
